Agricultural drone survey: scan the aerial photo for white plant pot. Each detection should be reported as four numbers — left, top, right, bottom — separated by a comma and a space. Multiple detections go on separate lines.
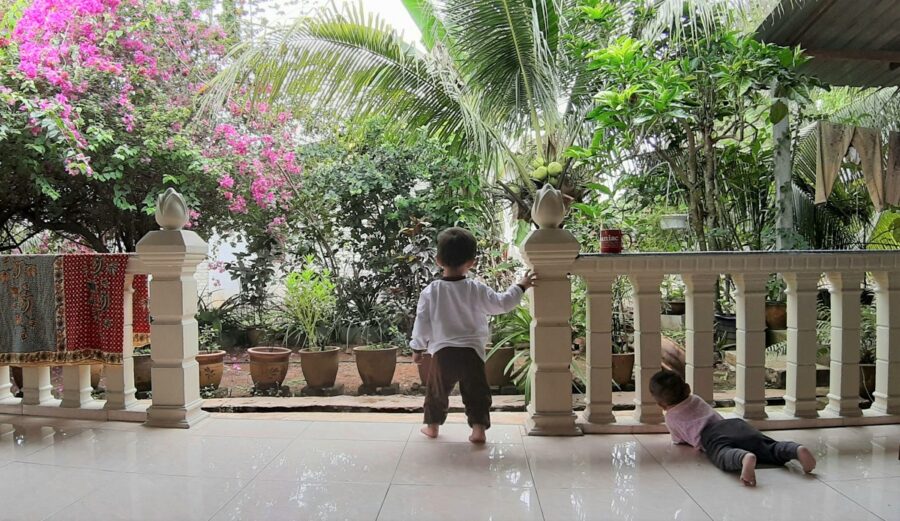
660, 214, 689, 230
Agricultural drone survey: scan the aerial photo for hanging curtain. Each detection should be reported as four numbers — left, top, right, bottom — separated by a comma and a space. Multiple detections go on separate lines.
852, 127, 884, 211
815, 121, 853, 204
885, 131, 900, 207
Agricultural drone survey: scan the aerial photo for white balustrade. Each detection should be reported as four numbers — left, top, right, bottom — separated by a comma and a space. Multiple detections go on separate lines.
524, 249, 900, 435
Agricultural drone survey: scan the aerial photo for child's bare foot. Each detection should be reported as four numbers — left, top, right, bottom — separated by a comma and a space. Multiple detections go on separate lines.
420, 424, 439, 439
469, 424, 486, 444
740, 453, 757, 487
796, 446, 816, 473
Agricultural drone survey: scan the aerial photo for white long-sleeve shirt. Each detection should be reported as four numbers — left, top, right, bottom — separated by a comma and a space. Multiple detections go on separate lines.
410, 278, 525, 360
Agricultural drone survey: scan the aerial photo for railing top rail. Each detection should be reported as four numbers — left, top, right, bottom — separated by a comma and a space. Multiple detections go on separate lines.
573, 249, 900, 275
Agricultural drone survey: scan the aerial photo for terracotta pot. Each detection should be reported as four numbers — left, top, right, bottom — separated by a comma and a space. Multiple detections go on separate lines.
134, 353, 152, 392
485, 346, 516, 387
715, 313, 737, 345
90, 365, 103, 389
662, 300, 686, 315
859, 364, 876, 398
765, 302, 788, 330
353, 346, 398, 388
612, 352, 635, 387
197, 350, 227, 389
299, 347, 340, 389
417, 353, 433, 385
248, 346, 291, 390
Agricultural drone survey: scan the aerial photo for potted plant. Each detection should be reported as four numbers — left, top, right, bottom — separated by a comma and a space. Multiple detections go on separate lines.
859, 305, 877, 398
765, 277, 788, 330
611, 277, 635, 387
196, 325, 227, 390
133, 344, 152, 393
487, 305, 531, 387
283, 258, 339, 389
661, 275, 686, 315
354, 334, 400, 391
715, 277, 737, 346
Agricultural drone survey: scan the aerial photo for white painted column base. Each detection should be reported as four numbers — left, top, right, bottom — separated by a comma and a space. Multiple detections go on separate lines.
61, 365, 93, 408
21, 367, 54, 406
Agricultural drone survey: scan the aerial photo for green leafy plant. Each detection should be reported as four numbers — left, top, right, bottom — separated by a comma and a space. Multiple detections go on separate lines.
281, 256, 337, 351
198, 324, 221, 354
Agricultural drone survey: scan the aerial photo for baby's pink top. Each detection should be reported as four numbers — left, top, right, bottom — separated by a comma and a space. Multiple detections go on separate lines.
663, 394, 723, 448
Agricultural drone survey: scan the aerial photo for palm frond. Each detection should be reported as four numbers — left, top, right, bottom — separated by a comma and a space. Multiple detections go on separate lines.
645, 0, 785, 41
203, 3, 472, 152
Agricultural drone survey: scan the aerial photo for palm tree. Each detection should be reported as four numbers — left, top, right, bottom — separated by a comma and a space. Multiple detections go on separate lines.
204, 0, 619, 216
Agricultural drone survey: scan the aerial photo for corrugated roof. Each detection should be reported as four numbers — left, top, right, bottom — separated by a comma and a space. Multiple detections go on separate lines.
756, 0, 900, 87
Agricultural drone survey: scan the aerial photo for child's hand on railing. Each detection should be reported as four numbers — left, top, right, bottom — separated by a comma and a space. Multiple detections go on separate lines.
517, 270, 538, 290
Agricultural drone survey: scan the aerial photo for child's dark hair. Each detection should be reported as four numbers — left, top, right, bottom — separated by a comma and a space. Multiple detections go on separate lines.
649, 370, 690, 407
436, 227, 477, 269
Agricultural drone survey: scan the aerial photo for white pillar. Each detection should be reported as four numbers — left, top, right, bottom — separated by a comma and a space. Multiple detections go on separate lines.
631, 274, 664, 424
105, 275, 137, 410
582, 275, 614, 424
783, 272, 819, 418
684, 273, 716, 403
0, 366, 11, 400
871, 271, 900, 414
521, 228, 580, 436
733, 273, 768, 419
136, 189, 209, 428
60, 365, 93, 408
825, 272, 863, 417
21, 367, 53, 406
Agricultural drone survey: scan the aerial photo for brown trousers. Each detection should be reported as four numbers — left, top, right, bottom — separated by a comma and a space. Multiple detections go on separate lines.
424, 347, 492, 428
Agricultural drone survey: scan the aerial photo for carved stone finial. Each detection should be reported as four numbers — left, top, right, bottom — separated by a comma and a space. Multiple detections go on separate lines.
156, 188, 189, 230
531, 184, 567, 229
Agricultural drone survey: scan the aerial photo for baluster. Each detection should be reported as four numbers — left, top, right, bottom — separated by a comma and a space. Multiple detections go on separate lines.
582, 275, 615, 424
733, 273, 768, 419
61, 365, 93, 408
0, 366, 11, 401
684, 273, 716, 403
871, 271, 900, 414
631, 274, 664, 424
21, 367, 53, 406
825, 272, 863, 417
783, 272, 820, 418
105, 274, 137, 410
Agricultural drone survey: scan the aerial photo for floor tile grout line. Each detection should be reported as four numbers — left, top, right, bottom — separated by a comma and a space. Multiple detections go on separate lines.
376, 425, 415, 520
631, 434, 717, 521
203, 423, 312, 521
818, 475, 890, 521
520, 431, 547, 521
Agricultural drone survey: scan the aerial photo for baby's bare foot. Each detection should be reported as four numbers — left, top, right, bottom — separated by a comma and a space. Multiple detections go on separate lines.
797, 446, 816, 473
420, 424, 439, 439
469, 424, 486, 444
741, 453, 757, 487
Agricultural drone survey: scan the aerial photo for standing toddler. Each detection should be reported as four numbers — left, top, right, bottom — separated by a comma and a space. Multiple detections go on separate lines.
411, 227, 536, 443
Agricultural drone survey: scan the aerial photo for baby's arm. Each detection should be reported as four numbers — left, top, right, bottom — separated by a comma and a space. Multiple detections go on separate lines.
478, 271, 537, 315
410, 288, 432, 358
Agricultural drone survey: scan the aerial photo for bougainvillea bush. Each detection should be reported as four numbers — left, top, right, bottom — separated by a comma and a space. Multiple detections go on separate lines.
0, 0, 236, 251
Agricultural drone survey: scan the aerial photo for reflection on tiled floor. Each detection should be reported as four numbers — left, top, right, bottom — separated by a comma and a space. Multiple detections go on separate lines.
0, 413, 897, 521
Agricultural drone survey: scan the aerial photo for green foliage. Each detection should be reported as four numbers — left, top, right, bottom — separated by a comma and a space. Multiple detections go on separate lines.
281, 256, 337, 351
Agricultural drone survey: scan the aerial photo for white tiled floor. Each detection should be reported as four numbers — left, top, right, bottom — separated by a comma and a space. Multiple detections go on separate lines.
0, 413, 897, 521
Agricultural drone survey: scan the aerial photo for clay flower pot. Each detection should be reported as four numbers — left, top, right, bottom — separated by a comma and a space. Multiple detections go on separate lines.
612, 352, 635, 387
248, 347, 292, 391
299, 347, 340, 389
133, 352, 152, 392
765, 302, 788, 330
353, 346, 398, 388
197, 350, 227, 389
485, 345, 516, 387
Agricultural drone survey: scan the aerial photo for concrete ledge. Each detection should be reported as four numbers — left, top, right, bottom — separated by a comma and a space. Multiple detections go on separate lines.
4, 399, 150, 423
202, 394, 527, 414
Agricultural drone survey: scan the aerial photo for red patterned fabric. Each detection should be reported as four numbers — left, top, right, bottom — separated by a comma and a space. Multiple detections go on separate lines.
133, 274, 150, 347
62, 255, 131, 357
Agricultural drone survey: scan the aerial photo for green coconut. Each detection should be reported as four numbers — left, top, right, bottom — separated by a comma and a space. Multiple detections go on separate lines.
531, 166, 549, 181
547, 161, 563, 175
